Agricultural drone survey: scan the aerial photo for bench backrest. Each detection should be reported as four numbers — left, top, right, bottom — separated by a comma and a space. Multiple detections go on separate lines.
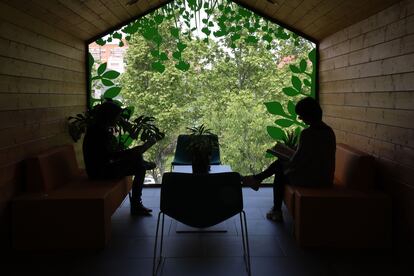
334, 143, 375, 190
26, 145, 80, 193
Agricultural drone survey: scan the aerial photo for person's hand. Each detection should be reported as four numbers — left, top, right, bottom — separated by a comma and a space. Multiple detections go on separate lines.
242, 175, 260, 191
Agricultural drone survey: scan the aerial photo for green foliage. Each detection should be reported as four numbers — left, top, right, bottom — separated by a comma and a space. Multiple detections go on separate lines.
88, 0, 316, 179
68, 100, 164, 150
95, 0, 302, 74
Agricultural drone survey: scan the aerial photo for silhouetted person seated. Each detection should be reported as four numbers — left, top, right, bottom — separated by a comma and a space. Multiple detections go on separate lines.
242, 97, 336, 222
83, 101, 158, 216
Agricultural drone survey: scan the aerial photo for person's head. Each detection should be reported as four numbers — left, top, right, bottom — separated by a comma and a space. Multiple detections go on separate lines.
295, 97, 322, 125
94, 101, 123, 127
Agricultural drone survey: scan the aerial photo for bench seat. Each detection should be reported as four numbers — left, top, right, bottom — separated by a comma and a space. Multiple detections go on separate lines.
12, 145, 131, 250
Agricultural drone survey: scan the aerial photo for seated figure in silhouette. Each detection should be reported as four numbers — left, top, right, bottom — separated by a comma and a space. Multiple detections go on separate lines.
83, 101, 158, 216
243, 97, 336, 222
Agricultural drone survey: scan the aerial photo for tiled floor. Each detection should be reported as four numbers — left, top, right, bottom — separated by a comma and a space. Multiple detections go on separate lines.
2, 187, 410, 275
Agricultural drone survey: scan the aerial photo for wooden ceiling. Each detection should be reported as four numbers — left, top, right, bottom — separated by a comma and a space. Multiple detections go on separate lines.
3, 0, 402, 42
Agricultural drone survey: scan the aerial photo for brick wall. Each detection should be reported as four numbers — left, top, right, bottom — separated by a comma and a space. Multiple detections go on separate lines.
319, 0, 414, 247
0, 2, 86, 250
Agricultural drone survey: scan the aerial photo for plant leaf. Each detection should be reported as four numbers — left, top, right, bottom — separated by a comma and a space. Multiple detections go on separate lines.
289, 65, 301, 73
275, 119, 294, 127
97, 63, 107, 76
101, 78, 114, 86
299, 59, 307, 72
267, 126, 287, 141
102, 70, 120, 79
292, 76, 302, 92
303, 79, 312, 87
287, 101, 297, 117
175, 60, 190, 71
88, 53, 94, 73
282, 87, 300, 96
264, 101, 288, 117
308, 48, 316, 63
177, 42, 187, 51
152, 61, 165, 73
103, 86, 121, 99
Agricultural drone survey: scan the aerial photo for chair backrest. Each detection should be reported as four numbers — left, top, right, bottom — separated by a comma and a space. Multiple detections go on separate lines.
334, 143, 375, 190
26, 144, 80, 193
160, 172, 242, 228
172, 134, 221, 165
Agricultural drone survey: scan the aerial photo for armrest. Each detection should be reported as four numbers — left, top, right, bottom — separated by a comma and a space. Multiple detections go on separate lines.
294, 188, 392, 248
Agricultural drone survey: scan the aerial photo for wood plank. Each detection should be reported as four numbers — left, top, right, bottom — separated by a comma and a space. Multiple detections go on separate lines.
99, 0, 131, 21
0, 1, 85, 51
57, 0, 111, 31
295, 0, 342, 31
272, 0, 303, 22
0, 75, 85, 95
323, 104, 414, 129
0, 106, 85, 131
84, 0, 122, 27
287, 0, 325, 26
0, 56, 85, 83
324, 116, 414, 148
320, 72, 414, 93
0, 21, 84, 61
3, 0, 90, 41
0, 37, 84, 72
0, 93, 85, 111
0, 120, 66, 150
30, 0, 100, 37
0, 132, 73, 167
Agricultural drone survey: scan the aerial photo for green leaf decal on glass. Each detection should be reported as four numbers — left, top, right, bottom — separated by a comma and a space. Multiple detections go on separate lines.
245, 36, 258, 44
152, 61, 165, 73
170, 27, 180, 38
151, 50, 159, 58
88, 53, 94, 73
267, 126, 287, 140
275, 119, 294, 128
292, 76, 302, 91
299, 59, 307, 72
172, 51, 181, 60
154, 14, 164, 24
103, 86, 121, 99
113, 32, 122, 39
175, 60, 190, 71
287, 101, 297, 117
96, 38, 105, 46
289, 65, 301, 73
97, 63, 107, 76
201, 27, 211, 36
264, 102, 288, 117
102, 70, 120, 79
303, 79, 312, 87
101, 78, 114, 86
177, 42, 187, 51
231, 33, 241, 41
159, 52, 168, 61
282, 87, 300, 96
308, 48, 316, 63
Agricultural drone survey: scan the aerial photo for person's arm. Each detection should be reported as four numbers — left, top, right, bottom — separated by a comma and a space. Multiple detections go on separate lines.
285, 129, 312, 174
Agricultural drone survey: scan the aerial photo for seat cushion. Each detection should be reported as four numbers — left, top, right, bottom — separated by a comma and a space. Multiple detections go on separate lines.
334, 143, 375, 190
284, 185, 296, 218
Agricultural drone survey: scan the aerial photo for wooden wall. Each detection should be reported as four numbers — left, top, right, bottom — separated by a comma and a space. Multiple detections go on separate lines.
319, 0, 414, 248
0, 2, 86, 250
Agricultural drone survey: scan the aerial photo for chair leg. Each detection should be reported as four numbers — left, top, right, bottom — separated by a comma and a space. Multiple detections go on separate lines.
153, 212, 165, 276
240, 211, 251, 276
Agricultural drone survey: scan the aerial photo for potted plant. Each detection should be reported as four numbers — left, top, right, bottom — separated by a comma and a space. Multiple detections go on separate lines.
186, 124, 219, 174
68, 100, 164, 150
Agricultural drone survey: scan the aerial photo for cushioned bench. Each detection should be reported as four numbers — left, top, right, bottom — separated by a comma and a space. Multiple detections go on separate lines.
284, 143, 392, 248
12, 145, 132, 250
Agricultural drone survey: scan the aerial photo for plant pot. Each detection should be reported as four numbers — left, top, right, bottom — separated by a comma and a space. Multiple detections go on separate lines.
192, 153, 210, 174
